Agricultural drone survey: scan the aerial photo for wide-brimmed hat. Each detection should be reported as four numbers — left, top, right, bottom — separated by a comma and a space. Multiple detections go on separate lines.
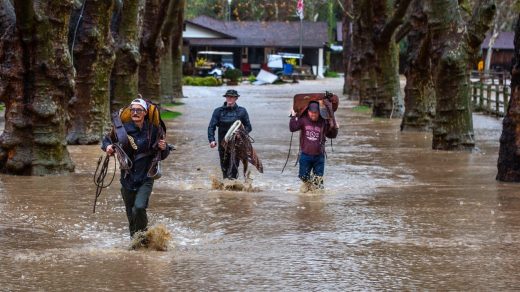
223, 89, 240, 97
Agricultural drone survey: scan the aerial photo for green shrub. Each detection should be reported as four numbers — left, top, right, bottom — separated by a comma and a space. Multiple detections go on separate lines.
182, 76, 222, 86
247, 74, 256, 83
224, 69, 242, 81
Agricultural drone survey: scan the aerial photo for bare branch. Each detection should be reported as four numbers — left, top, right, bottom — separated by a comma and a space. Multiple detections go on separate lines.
379, 0, 413, 44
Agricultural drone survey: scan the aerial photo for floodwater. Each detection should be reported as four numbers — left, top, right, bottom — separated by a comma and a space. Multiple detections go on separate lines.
2, 78, 520, 290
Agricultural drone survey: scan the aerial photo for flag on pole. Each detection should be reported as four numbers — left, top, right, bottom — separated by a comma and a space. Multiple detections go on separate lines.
297, 0, 304, 20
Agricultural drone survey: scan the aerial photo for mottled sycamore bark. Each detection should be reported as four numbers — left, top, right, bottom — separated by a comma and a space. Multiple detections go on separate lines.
0, 0, 74, 175
159, 0, 179, 102
139, 0, 172, 103
111, 0, 141, 111
348, 0, 374, 103
68, 0, 115, 144
349, 0, 411, 118
426, 0, 495, 150
342, 0, 352, 96
497, 15, 520, 182
170, 0, 185, 100
401, 0, 435, 131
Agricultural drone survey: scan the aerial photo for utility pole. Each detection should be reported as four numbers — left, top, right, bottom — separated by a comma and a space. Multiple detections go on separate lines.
297, 0, 304, 66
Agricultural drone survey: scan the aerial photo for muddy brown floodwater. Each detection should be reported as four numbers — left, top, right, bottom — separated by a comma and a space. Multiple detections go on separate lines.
1, 78, 520, 290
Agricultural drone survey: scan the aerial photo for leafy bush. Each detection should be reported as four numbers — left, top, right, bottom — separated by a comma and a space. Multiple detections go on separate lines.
183, 76, 222, 86
247, 74, 256, 83
224, 68, 242, 81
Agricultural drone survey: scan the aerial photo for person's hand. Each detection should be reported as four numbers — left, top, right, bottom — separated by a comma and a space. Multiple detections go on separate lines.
210, 141, 217, 148
290, 109, 297, 117
158, 139, 167, 150
106, 144, 115, 156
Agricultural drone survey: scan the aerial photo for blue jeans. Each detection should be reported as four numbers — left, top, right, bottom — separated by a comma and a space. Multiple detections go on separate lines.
298, 153, 325, 182
121, 180, 154, 237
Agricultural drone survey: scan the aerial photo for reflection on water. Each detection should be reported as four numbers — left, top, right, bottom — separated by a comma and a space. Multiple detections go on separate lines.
1, 80, 520, 290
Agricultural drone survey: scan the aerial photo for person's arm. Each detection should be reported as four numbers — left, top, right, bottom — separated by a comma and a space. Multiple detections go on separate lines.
159, 140, 170, 160
241, 108, 252, 133
101, 128, 115, 155
289, 114, 302, 132
208, 108, 220, 144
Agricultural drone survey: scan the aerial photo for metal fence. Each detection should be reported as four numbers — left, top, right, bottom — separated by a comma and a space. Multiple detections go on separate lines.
469, 70, 511, 117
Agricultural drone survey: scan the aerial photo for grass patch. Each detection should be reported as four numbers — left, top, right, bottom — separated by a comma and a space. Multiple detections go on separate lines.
161, 111, 182, 120
162, 102, 184, 107
352, 105, 372, 113
324, 71, 340, 78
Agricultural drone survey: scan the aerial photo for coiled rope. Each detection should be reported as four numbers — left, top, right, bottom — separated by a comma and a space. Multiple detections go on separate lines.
92, 143, 132, 213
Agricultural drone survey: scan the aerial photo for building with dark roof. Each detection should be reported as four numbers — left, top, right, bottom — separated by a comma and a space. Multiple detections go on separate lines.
480, 31, 514, 71
183, 16, 329, 77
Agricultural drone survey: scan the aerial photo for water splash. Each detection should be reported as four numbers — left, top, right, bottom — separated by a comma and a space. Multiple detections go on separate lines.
130, 224, 172, 251
210, 174, 261, 192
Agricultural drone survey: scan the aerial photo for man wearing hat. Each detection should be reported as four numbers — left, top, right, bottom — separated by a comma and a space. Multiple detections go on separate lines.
290, 101, 338, 191
102, 97, 170, 243
208, 89, 252, 179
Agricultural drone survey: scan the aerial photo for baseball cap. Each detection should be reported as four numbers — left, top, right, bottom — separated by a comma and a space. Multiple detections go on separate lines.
130, 98, 148, 111
308, 102, 319, 113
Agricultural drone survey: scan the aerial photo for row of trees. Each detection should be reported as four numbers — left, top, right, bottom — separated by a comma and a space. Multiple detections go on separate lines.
0, 0, 185, 175
0, 0, 519, 180
343, 0, 495, 151
185, 0, 343, 22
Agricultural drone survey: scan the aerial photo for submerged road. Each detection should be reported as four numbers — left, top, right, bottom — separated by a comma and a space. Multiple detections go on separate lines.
1, 78, 520, 290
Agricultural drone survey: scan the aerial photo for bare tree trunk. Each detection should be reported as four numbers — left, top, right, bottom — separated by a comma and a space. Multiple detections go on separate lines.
497, 14, 520, 182
0, 0, 75, 175
170, 0, 185, 100
139, 0, 172, 103
342, 0, 352, 96
348, 0, 373, 103
159, 0, 180, 103
68, 0, 115, 145
427, 0, 495, 150
401, 0, 435, 131
484, 24, 499, 71
111, 0, 142, 111
160, 40, 173, 101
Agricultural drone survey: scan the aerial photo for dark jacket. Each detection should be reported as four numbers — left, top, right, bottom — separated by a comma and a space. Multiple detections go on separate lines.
102, 120, 170, 191
208, 102, 252, 143
289, 114, 338, 155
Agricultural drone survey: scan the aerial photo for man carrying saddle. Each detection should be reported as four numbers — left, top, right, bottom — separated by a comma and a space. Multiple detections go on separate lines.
101, 98, 171, 240
207, 89, 254, 179
290, 95, 338, 192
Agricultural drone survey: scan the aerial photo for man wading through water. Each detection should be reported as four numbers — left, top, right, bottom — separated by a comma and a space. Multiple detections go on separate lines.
102, 98, 170, 246
290, 101, 338, 192
208, 89, 252, 179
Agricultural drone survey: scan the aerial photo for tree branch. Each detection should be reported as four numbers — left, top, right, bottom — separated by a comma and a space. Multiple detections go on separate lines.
466, 0, 496, 50
379, 0, 413, 44
395, 20, 412, 43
